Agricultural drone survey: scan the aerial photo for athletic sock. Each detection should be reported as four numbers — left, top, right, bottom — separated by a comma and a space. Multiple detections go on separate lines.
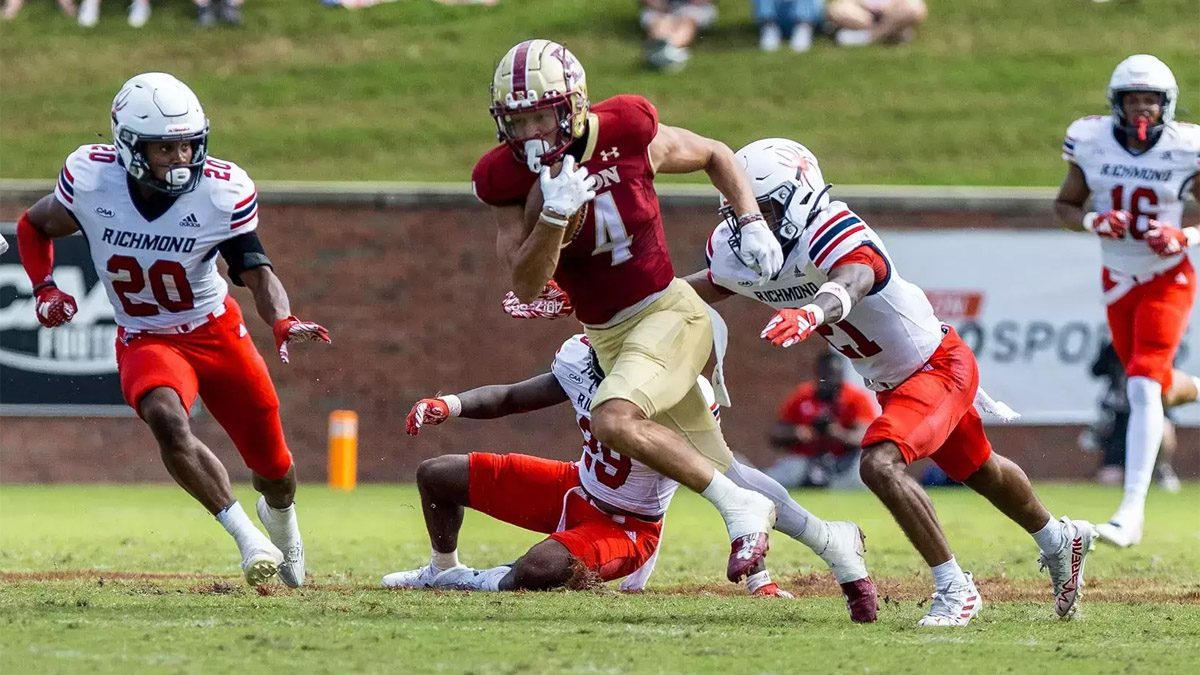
930, 556, 967, 590
1120, 376, 1164, 523
1032, 516, 1065, 554
745, 569, 774, 595
217, 501, 267, 552
726, 459, 829, 552
432, 548, 459, 571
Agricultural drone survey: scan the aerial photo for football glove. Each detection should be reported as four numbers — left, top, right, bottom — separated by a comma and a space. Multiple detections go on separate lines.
1083, 210, 1130, 239
761, 304, 825, 348
272, 316, 331, 364
406, 398, 451, 435
1145, 222, 1192, 257
502, 281, 574, 319
734, 215, 784, 283
540, 155, 595, 221
33, 284, 78, 328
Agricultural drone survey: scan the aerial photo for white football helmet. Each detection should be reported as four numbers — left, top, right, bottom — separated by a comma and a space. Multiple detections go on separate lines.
1107, 54, 1178, 136
490, 39, 589, 171
720, 138, 832, 256
111, 72, 210, 195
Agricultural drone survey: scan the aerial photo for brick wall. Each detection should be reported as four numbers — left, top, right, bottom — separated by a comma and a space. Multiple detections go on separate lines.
1, 198, 1195, 483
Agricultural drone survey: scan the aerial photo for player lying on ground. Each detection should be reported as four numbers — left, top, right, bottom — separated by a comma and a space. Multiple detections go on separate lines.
473, 39, 785, 584
16, 73, 329, 587
389, 333, 878, 622
680, 138, 1095, 627
1053, 54, 1200, 548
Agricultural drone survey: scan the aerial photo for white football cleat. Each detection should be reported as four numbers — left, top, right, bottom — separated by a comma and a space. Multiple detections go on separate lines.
1095, 519, 1142, 548
256, 497, 305, 588
917, 571, 982, 627
1039, 517, 1094, 619
241, 544, 283, 587
817, 521, 869, 584
382, 564, 456, 589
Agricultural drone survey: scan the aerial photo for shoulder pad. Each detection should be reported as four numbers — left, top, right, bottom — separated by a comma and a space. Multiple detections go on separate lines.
1169, 122, 1200, 152
471, 145, 530, 208
63, 145, 114, 192
552, 334, 591, 370
205, 157, 259, 231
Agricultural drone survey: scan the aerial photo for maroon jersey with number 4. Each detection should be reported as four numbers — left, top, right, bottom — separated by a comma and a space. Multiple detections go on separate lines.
472, 95, 675, 325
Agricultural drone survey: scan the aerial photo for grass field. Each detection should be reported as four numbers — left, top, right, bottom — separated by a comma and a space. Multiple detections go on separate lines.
1, 1, 1197, 186
2, 483, 1199, 674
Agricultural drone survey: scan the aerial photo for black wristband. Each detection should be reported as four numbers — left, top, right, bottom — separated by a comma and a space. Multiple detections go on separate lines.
32, 281, 57, 294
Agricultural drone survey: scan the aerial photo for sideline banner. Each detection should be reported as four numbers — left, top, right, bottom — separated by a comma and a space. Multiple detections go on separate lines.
0, 222, 131, 416
877, 229, 1198, 426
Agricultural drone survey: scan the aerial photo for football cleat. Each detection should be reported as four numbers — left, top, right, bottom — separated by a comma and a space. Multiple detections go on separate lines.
1038, 517, 1095, 619
256, 497, 305, 588
840, 578, 879, 624
241, 544, 283, 587
1095, 519, 1142, 548
917, 571, 982, 627
382, 564, 457, 589
814, 521, 878, 623
751, 583, 794, 598
723, 491, 777, 582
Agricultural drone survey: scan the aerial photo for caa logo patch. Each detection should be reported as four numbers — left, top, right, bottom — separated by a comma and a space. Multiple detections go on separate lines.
95, 207, 115, 218
567, 372, 585, 384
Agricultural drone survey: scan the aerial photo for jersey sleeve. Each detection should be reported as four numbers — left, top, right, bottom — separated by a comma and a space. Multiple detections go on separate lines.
551, 334, 591, 381
613, 95, 659, 148
471, 146, 532, 208
54, 145, 106, 210
801, 201, 880, 275
208, 159, 259, 236
1062, 116, 1104, 163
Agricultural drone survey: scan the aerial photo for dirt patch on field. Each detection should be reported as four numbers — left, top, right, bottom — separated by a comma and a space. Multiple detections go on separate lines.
4, 570, 1197, 604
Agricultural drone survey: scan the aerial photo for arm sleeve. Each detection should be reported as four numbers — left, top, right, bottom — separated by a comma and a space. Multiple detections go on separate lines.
218, 231, 272, 287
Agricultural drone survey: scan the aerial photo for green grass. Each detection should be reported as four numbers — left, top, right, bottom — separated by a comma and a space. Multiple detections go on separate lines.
2, 484, 1199, 674
1, 1, 1197, 186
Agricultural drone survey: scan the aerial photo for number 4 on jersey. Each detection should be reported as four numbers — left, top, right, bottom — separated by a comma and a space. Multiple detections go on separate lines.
592, 192, 633, 265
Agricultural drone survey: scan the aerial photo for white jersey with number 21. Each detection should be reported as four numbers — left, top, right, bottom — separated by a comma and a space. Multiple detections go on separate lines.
53, 144, 260, 331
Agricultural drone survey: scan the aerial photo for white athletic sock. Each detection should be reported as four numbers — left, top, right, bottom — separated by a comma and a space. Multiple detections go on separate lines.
1119, 376, 1164, 523
726, 460, 828, 552
745, 569, 773, 594
217, 501, 267, 553
700, 469, 740, 509
1032, 516, 1065, 554
930, 556, 967, 590
431, 548, 459, 571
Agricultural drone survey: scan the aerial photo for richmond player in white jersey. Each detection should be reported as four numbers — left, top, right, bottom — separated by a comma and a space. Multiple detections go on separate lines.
686, 138, 1095, 627
1054, 54, 1200, 548
390, 333, 879, 622
15, 73, 329, 587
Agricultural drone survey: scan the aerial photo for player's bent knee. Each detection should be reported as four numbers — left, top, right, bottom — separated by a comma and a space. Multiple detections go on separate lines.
511, 540, 576, 591
590, 400, 644, 448
138, 388, 193, 450
416, 455, 469, 500
859, 443, 905, 483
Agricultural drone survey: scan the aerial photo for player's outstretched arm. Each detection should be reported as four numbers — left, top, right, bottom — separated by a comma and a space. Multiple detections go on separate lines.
18, 194, 81, 328
683, 270, 735, 304
405, 373, 568, 435
239, 266, 330, 364
761, 263, 874, 348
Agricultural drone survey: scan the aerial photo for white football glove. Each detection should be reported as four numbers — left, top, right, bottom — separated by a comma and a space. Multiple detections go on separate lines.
539, 155, 596, 221
735, 216, 784, 284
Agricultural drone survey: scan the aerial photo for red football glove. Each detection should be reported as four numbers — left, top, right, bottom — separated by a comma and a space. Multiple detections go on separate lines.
502, 280, 574, 319
1084, 210, 1131, 239
761, 305, 824, 348
1145, 221, 1188, 257
405, 398, 451, 435
33, 284, 78, 328
272, 316, 331, 364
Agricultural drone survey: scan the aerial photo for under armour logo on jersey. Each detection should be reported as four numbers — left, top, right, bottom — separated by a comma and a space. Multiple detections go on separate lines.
600, 147, 620, 161
178, 213, 200, 228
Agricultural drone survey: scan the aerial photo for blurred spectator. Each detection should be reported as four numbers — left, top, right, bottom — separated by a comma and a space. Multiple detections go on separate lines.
765, 352, 875, 489
2, 0, 76, 21
826, 0, 925, 47
641, 0, 717, 72
196, 0, 241, 26
752, 0, 824, 53
64, 0, 150, 27
1080, 341, 1181, 493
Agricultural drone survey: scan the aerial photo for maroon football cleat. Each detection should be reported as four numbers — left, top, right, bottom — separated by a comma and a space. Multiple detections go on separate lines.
840, 577, 879, 623
727, 532, 771, 582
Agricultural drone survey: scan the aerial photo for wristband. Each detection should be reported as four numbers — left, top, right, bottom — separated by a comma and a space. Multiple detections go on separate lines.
32, 280, 58, 294
817, 281, 852, 319
1081, 212, 1099, 232
540, 211, 569, 228
1185, 227, 1200, 248
736, 213, 765, 229
440, 394, 462, 418
801, 303, 825, 327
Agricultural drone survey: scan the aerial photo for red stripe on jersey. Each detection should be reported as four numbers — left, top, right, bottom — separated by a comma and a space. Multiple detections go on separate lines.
814, 224, 866, 267
512, 42, 531, 94
63, 166, 75, 184
235, 191, 257, 209
55, 183, 74, 205
230, 207, 258, 229
706, 229, 718, 258
811, 209, 851, 240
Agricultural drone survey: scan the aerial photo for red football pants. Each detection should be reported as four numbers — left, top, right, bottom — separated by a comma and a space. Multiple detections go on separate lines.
1103, 258, 1197, 389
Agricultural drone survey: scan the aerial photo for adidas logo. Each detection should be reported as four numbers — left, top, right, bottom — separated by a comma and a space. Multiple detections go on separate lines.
178, 213, 200, 228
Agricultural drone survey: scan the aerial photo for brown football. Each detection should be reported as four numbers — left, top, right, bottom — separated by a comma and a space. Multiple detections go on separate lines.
524, 162, 589, 249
